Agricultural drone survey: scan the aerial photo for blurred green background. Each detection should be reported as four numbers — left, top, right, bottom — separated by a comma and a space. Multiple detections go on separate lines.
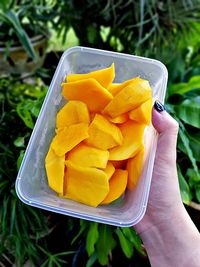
0, 0, 200, 266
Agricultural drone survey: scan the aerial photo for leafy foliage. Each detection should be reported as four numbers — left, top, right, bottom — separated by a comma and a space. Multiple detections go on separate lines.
0, 0, 56, 58
166, 74, 200, 204
0, 78, 49, 265
0, 1, 200, 266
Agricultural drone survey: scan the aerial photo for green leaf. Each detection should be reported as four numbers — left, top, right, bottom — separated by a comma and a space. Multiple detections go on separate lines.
121, 227, 145, 256
195, 186, 200, 202
168, 75, 200, 96
178, 123, 199, 177
16, 101, 35, 129
115, 228, 133, 259
177, 165, 192, 205
14, 136, 25, 147
17, 150, 25, 171
96, 225, 116, 266
86, 222, 99, 257
175, 96, 200, 128
187, 131, 200, 162
1, 10, 36, 59
71, 219, 88, 245
187, 168, 200, 188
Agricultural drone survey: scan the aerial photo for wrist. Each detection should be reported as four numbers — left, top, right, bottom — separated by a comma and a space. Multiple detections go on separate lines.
135, 204, 200, 267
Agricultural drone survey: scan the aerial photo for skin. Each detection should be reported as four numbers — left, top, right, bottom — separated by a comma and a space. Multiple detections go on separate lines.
134, 106, 200, 267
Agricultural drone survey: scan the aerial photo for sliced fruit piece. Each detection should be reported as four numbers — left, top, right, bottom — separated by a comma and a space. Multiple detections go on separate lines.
104, 162, 115, 180
85, 114, 123, 150
67, 143, 109, 168
109, 121, 145, 160
63, 161, 109, 207
45, 146, 65, 194
126, 146, 144, 190
108, 113, 129, 124
108, 77, 138, 96
129, 98, 152, 125
110, 159, 127, 169
56, 100, 90, 129
51, 123, 89, 156
66, 63, 115, 88
62, 78, 113, 112
101, 169, 128, 204
103, 77, 152, 117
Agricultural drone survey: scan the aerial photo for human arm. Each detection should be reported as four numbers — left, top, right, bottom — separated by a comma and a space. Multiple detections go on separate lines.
134, 101, 200, 267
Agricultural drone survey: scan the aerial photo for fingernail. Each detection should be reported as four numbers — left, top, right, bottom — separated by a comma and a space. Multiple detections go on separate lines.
154, 100, 165, 112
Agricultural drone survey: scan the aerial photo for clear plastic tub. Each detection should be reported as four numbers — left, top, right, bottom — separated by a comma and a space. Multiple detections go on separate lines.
15, 46, 168, 227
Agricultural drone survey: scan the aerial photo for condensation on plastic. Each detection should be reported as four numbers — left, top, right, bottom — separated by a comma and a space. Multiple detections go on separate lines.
15, 46, 168, 227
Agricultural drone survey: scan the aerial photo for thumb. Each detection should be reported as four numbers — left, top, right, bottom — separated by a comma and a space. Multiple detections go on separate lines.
152, 101, 179, 163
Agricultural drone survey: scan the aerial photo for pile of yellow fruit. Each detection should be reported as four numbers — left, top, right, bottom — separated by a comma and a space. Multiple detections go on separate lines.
45, 63, 152, 207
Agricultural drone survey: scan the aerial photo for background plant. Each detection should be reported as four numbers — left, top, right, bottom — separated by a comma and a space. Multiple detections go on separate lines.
0, 0, 200, 266
0, 0, 56, 59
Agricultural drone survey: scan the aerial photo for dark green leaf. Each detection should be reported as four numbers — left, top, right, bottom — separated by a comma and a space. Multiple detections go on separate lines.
177, 164, 192, 204
71, 219, 88, 245
175, 96, 200, 128
86, 222, 99, 257
86, 253, 97, 267
187, 131, 200, 162
178, 123, 199, 177
96, 225, 116, 266
195, 186, 200, 202
178, 130, 200, 162
115, 228, 133, 259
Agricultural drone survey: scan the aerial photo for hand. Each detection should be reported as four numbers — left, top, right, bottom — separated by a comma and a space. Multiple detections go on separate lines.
134, 101, 200, 267
135, 101, 182, 233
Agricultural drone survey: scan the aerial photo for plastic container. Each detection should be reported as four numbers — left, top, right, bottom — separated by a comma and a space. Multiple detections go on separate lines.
15, 46, 168, 227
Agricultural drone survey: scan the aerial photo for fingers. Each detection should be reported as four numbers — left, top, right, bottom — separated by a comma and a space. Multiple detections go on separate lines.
152, 101, 179, 135
152, 101, 179, 163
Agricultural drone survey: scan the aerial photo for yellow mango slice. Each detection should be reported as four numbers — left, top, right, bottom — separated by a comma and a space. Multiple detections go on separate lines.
103, 77, 152, 117
51, 123, 89, 156
108, 77, 138, 96
101, 169, 128, 204
56, 100, 90, 128
129, 98, 152, 125
45, 146, 65, 194
108, 113, 129, 124
63, 161, 109, 207
85, 114, 123, 150
126, 146, 144, 190
67, 143, 109, 168
109, 121, 145, 160
66, 63, 115, 88
104, 162, 115, 180
62, 78, 113, 112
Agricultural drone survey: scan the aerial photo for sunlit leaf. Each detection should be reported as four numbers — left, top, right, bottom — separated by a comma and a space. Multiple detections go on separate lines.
86, 222, 99, 257
168, 75, 200, 96
177, 164, 192, 205
121, 227, 145, 256
175, 96, 200, 128
115, 228, 133, 259
96, 225, 116, 265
